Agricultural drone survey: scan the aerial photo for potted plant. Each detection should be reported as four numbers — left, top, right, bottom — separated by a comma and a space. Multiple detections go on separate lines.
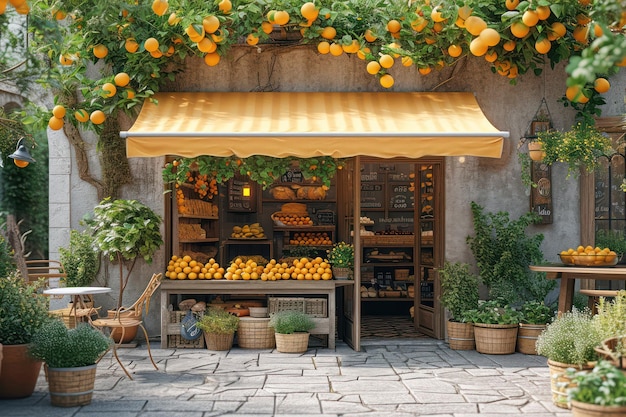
29, 320, 110, 407
567, 360, 626, 416
464, 299, 522, 355
592, 291, 626, 369
84, 197, 163, 322
0, 272, 52, 399
269, 310, 316, 353
59, 229, 100, 288
517, 300, 555, 355
595, 230, 626, 263
326, 241, 354, 279
196, 308, 239, 351
535, 309, 601, 409
438, 261, 479, 350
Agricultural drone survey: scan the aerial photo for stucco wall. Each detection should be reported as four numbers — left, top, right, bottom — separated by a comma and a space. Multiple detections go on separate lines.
45, 44, 625, 335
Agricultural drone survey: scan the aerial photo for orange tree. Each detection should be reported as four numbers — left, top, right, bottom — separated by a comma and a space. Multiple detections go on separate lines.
2, 0, 625, 193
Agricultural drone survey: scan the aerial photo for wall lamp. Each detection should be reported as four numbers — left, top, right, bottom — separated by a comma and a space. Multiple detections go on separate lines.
9, 138, 35, 168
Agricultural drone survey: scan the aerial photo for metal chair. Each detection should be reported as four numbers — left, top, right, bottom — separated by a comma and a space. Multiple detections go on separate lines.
92, 273, 163, 380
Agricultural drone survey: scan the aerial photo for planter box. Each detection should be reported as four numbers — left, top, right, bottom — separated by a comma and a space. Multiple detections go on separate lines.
473, 323, 518, 355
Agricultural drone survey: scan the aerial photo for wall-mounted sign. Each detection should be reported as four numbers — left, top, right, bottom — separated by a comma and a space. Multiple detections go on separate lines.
227, 175, 257, 212
530, 161, 553, 224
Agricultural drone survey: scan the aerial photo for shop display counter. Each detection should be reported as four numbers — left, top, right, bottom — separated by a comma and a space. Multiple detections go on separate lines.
160, 280, 353, 349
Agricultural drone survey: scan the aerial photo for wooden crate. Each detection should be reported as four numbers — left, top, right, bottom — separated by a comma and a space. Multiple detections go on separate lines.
268, 297, 327, 318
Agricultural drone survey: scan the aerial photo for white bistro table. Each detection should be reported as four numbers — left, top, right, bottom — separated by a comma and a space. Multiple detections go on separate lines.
44, 286, 112, 323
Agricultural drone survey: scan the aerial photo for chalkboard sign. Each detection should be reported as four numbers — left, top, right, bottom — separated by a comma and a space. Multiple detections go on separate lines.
227, 176, 257, 212
530, 161, 552, 224
316, 210, 335, 225
389, 183, 414, 209
361, 183, 383, 208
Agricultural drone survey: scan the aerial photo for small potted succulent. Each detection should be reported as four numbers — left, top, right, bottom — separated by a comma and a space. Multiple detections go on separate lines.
464, 299, 522, 355
326, 241, 354, 279
269, 310, 316, 353
196, 308, 240, 351
517, 300, 555, 355
29, 320, 110, 407
567, 360, 626, 415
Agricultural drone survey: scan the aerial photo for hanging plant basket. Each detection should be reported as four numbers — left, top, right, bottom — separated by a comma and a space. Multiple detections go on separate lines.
527, 141, 546, 162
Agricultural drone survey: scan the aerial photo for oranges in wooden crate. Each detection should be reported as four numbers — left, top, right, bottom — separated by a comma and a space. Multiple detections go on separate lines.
559, 245, 619, 266
261, 257, 332, 281
288, 232, 332, 245
272, 211, 314, 226
166, 255, 225, 279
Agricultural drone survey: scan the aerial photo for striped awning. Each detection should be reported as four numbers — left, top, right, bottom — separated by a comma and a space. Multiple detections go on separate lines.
121, 91, 507, 159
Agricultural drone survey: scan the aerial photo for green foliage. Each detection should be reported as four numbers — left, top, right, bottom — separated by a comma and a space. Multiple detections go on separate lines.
0, 231, 17, 278
463, 299, 522, 325
29, 320, 110, 368
536, 309, 602, 365
595, 229, 626, 256
326, 241, 354, 269
519, 300, 555, 325
269, 310, 315, 334
0, 273, 52, 345
196, 308, 240, 334
59, 229, 100, 287
567, 361, 626, 406
438, 261, 479, 322
594, 291, 626, 340
466, 202, 555, 305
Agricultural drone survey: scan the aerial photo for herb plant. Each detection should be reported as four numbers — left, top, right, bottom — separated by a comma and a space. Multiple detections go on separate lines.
0, 273, 52, 345
29, 321, 110, 368
594, 290, 626, 339
463, 300, 522, 325
439, 261, 479, 322
269, 311, 315, 334
536, 309, 602, 366
196, 308, 240, 335
519, 301, 555, 325
567, 360, 626, 406
59, 229, 100, 287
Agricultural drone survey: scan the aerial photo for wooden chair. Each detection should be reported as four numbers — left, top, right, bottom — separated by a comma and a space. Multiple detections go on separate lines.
92, 273, 163, 380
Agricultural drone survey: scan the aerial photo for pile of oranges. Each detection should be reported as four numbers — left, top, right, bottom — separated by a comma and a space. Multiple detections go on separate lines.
166, 255, 225, 279
288, 232, 333, 246
260, 257, 333, 281
559, 245, 619, 266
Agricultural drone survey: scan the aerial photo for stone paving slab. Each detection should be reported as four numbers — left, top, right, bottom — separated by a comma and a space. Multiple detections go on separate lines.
0, 339, 572, 416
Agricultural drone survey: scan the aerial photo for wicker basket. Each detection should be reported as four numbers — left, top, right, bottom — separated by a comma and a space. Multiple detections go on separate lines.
268, 297, 327, 318
473, 323, 518, 354
547, 360, 594, 409
168, 311, 205, 349
46, 364, 97, 407
204, 332, 235, 351
237, 317, 275, 349
447, 320, 475, 350
275, 332, 310, 353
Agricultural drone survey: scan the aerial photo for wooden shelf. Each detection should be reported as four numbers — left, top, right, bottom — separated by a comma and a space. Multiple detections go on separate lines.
361, 297, 413, 302
179, 238, 220, 243
179, 214, 218, 220
273, 225, 336, 232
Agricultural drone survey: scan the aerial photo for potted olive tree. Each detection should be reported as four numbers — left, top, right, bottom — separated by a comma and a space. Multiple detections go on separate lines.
269, 310, 316, 353
0, 272, 52, 399
29, 320, 110, 407
196, 308, 240, 351
439, 261, 479, 350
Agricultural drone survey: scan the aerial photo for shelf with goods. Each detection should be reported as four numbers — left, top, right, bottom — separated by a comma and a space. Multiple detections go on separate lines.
417, 164, 436, 309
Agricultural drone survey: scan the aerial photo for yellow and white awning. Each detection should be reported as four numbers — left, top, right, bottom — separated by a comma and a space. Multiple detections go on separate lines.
121, 91, 507, 159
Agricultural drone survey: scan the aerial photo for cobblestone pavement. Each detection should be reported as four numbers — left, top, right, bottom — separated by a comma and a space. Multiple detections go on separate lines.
0, 339, 572, 417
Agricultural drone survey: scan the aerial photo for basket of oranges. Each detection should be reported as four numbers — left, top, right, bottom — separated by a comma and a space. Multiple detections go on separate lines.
559, 246, 621, 266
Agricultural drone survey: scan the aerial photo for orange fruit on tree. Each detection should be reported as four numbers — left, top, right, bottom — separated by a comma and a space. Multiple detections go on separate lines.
364, 29, 377, 43
433, 22, 444, 33
125, 38, 139, 53
411, 16, 428, 32
274, 10, 290, 25
479, 28, 500, 46
510, 21, 529, 38
522, 10, 539, 27
48, 116, 64, 130
505, 0, 519, 10
151, 0, 168, 16
534, 37, 551, 54
572, 25, 589, 44
594, 78, 610, 93
503, 39, 516, 51
186, 24, 205, 42
484, 50, 498, 62
379, 54, 394, 69
261, 21, 274, 34
101, 82, 117, 98
576, 13, 591, 25
74, 109, 89, 123
53, 9, 66, 20
447, 44, 462, 58
566, 85, 587, 103
593, 23, 604, 38
59, 54, 73, 66
203, 15, 220, 34
218, 0, 232, 14
92, 44, 108, 59
204, 52, 220, 66
379, 74, 394, 88
15, 3, 29, 14
431, 6, 446, 23
418, 66, 432, 75
150, 49, 163, 58
387, 19, 401, 33
266, 10, 277, 24
329, 42, 343, 56
246, 33, 259, 46
144, 37, 159, 52
387, 42, 402, 58
401, 56, 413, 67
536, 6, 551, 20
114, 72, 130, 87
321, 26, 336, 40
469, 37, 488, 56
455, 17, 466, 28
366, 60, 381, 75
197, 37, 217, 53
123, 89, 135, 99
211, 30, 224, 43
458, 5, 472, 20
317, 41, 330, 54
168, 12, 180, 25
548, 22, 566, 40
300, 2, 318, 21
52, 104, 66, 119
90, 110, 106, 125
465, 16, 486, 36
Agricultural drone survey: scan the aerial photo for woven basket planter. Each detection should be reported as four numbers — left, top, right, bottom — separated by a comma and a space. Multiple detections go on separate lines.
547, 360, 595, 409
473, 323, 518, 355
275, 332, 310, 353
46, 364, 97, 407
237, 317, 275, 349
516, 324, 546, 355
204, 332, 235, 351
447, 320, 475, 350
571, 400, 626, 417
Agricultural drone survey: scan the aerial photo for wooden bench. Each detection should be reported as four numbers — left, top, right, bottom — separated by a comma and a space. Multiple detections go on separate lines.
579, 289, 620, 314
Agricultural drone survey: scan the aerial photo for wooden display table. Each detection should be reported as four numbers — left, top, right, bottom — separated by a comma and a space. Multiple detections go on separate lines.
160, 280, 353, 349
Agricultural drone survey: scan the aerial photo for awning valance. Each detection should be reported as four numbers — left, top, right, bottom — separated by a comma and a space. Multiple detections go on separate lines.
121, 91, 507, 159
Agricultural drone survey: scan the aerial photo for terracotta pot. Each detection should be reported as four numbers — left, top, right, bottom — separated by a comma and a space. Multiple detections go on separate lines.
107, 309, 139, 344
46, 364, 97, 407
547, 359, 595, 409
447, 320, 475, 350
516, 323, 546, 355
0, 344, 43, 399
571, 400, 626, 417
528, 141, 546, 161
